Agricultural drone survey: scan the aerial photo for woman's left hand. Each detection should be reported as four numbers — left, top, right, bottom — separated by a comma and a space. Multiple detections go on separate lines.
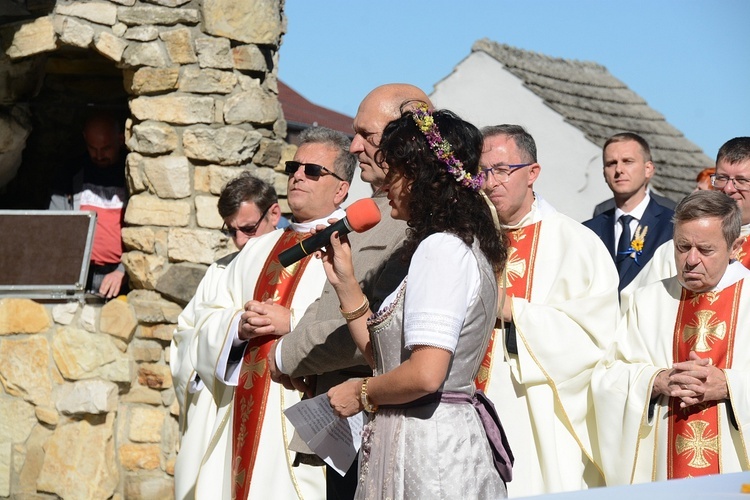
327, 378, 364, 418
315, 222, 357, 291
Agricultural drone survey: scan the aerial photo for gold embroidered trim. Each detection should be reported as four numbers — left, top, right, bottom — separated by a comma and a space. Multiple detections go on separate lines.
515, 322, 605, 480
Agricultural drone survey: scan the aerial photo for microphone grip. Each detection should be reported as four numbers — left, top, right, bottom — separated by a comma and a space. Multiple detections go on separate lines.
277, 218, 353, 268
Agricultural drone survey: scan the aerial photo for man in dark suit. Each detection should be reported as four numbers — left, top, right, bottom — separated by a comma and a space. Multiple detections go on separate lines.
583, 133, 674, 291
592, 191, 676, 217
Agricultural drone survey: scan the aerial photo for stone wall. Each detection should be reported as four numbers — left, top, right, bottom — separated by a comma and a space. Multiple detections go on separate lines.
0, 0, 292, 497
0, 297, 177, 498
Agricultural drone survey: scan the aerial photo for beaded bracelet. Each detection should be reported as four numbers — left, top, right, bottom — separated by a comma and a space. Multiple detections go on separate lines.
340, 295, 369, 321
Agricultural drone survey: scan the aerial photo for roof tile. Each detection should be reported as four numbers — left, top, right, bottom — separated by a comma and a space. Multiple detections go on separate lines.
473, 38, 712, 198
278, 81, 353, 136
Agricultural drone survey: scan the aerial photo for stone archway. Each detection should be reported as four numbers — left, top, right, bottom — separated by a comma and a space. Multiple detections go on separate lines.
0, 1, 287, 496
2, 46, 129, 209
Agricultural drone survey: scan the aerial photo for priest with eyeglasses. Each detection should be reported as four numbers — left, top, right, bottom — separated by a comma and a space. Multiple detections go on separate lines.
477, 124, 619, 496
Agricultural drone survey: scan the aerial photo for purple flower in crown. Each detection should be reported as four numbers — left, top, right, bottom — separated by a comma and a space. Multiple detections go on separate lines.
411, 104, 485, 191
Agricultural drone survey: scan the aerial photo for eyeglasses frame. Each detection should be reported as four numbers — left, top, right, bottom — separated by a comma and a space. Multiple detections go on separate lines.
481, 163, 534, 183
711, 174, 750, 191
222, 204, 272, 238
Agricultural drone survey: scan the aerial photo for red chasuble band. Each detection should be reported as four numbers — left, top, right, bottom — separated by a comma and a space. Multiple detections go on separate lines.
475, 222, 542, 392
232, 230, 312, 500
667, 282, 741, 479
734, 234, 750, 268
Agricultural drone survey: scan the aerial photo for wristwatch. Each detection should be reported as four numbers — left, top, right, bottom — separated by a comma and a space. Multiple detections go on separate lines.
360, 377, 378, 413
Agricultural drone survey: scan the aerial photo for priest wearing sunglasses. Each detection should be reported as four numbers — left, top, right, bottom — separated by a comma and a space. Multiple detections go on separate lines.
172, 172, 281, 499
188, 126, 355, 500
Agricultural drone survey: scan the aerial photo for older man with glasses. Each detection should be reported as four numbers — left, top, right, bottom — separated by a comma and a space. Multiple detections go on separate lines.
171, 172, 281, 499
184, 126, 354, 500
621, 137, 750, 307
593, 190, 750, 485
478, 124, 619, 496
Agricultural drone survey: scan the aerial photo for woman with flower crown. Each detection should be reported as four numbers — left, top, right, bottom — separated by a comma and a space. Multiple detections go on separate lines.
321, 104, 512, 499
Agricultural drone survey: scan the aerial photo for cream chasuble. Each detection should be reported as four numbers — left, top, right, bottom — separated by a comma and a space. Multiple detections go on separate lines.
190, 227, 328, 500
482, 196, 619, 497
172, 260, 232, 500
592, 265, 750, 485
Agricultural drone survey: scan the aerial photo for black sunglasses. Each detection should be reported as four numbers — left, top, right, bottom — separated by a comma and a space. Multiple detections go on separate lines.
221, 205, 271, 238
285, 160, 345, 181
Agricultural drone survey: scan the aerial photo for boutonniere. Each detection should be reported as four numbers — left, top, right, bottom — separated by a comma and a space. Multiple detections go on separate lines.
623, 225, 648, 264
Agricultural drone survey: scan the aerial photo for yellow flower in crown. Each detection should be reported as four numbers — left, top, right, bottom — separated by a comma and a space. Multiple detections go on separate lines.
410, 103, 485, 190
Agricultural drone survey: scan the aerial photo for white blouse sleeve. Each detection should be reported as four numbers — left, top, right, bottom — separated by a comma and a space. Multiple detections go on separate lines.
403, 233, 480, 353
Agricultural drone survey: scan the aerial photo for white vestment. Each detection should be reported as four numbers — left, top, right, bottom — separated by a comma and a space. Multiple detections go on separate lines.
621, 224, 750, 309
485, 196, 620, 497
592, 264, 750, 485
171, 258, 233, 500
191, 221, 334, 500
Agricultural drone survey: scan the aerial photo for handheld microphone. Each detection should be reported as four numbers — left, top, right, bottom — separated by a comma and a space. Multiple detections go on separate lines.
278, 198, 382, 268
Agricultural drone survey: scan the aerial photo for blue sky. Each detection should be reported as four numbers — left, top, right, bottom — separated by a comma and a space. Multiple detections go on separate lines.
278, 0, 749, 160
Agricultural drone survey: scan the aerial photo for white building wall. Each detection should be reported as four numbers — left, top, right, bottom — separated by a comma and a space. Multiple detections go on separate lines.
430, 51, 611, 222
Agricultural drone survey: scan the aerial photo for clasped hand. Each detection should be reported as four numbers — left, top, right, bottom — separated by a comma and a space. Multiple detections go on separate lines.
238, 298, 291, 341
497, 285, 512, 322
653, 351, 728, 408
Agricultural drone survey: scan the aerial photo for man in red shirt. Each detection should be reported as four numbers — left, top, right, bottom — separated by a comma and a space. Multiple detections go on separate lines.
49, 113, 128, 298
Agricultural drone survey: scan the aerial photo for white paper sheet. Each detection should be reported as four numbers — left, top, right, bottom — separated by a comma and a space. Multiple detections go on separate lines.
284, 393, 364, 476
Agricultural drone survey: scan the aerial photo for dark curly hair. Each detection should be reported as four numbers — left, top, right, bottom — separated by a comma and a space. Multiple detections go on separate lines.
375, 108, 507, 274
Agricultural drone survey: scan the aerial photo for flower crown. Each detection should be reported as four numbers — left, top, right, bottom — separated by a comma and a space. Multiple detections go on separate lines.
411, 104, 484, 191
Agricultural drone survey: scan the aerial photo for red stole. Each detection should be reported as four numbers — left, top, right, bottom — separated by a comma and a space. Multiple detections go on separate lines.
231, 230, 312, 500
733, 234, 750, 268
475, 222, 542, 392
667, 282, 741, 479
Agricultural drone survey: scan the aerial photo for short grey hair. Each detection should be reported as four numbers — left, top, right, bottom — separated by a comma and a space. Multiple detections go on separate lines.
299, 126, 356, 183
674, 190, 741, 248
481, 124, 537, 163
